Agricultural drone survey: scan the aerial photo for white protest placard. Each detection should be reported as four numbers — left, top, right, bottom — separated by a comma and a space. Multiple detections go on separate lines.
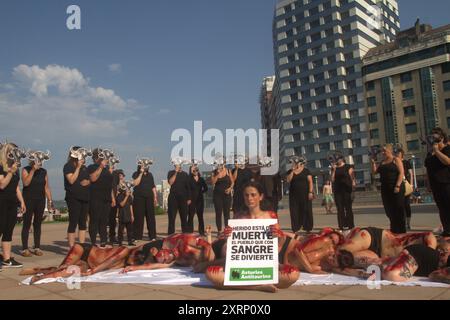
224, 219, 278, 286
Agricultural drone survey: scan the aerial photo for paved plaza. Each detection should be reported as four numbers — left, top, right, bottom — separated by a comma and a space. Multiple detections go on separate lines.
0, 202, 449, 300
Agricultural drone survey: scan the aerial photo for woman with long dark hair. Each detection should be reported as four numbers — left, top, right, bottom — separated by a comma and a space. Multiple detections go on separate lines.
371, 144, 406, 234
0, 143, 26, 268
425, 128, 450, 237
64, 147, 91, 248
21, 150, 53, 257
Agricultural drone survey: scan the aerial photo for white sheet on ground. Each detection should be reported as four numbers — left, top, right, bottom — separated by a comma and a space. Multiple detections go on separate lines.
21, 267, 449, 288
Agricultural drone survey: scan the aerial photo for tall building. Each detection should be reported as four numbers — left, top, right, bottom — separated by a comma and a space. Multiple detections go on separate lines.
273, 0, 400, 186
260, 76, 277, 155
362, 21, 450, 186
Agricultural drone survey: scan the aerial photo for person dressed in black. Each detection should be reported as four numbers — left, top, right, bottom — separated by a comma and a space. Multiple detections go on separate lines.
371, 144, 406, 234
396, 148, 413, 230
231, 158, 253, 215
211, 163, 233, 233
261, 172, 282, 213
117, 182, 134, 246
108, 169, 121, 245
63, 146, 91, 248
188, 164, 208, 235
167, 160, 191, 235
21, 151, 53, 257
87, 148, 115, 247
132, 161, 157, 241
425, 128, 450, 237
286, 156, 314, 233
0, 142, 26, 268
330, 155, 355, 231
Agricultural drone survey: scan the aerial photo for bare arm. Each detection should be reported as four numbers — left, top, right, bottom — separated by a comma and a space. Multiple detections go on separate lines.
153, 187, 158, 204
133, 171, 143, 186
168, 171, 177, 186
286, 170, 294, 183
44, 174, 53, 204
394, 157, 404, 190
90, 165, 104, 183
22, 167, 36, 187
119, 194, 130, 207
65, 167, 81, 185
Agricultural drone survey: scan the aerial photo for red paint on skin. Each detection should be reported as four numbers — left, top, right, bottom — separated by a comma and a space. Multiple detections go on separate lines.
360, 231, 367, 239
207, 266, 222, 274
385, 253, 409, 272
280, 265, 298, 274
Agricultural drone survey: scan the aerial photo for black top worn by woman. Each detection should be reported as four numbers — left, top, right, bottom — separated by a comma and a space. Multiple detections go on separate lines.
88, 164, 113, 203
22, 166, 46, 200
213, 171, 231, 195
167, 170, 191, 199
425, 145, 450, 185
117, 192, 133, 223
132, 171, 156, 199
377, 161, 399, 190
233, 168, 252, 192
63, 162, 90, 201
189, 175, 208, 201
402, 160, 412, 182
287, 168, 311, 196
0, 165, 19, 200
334, 164, 353, 193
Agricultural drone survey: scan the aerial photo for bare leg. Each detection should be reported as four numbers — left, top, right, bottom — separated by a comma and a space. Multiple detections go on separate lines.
429, 268, 450, 284
79, 230, 86, 244
20, 266, 59, 276
68, 233, 76, 248
276, 265, 300, 289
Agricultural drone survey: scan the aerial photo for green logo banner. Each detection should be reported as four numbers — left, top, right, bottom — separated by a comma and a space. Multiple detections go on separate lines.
229, 268, 273, 282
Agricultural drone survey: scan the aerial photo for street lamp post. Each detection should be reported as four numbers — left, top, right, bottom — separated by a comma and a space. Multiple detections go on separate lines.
411, 155, 417, 190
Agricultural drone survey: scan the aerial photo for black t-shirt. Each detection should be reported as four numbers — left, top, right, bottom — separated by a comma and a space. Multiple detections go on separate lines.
132, 171, 156, 199
377, 161, 399, 188
167, 170, 191, 199
287, 168, 311, 195
88, 164, 114, 202
0, 165, 19, 200
63, 162, 90, 201
402, 159, 412, 182
233, 168, 253, 192
213, 171, 232, 195
425, 145, 450, 184
334, 164, 353, 193
190, 175, 208, 201
22, 166, 47, 200
117, 192, 133, 223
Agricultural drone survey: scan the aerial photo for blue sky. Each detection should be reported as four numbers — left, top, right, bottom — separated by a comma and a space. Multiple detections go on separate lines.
1, 0, 449, 199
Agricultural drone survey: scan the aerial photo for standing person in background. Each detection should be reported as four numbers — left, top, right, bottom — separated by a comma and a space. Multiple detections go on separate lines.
63, 147, 91, 248
211, 161, 233, 234
188, 164, 208, 235
322, 180, 334, 215
371, 144, 406, 234
132, 160, 157, 241
396, 148, 413, 230
425, 128, 450, 237
21, 151, 53, 257
330, 155, 355, 231
88, 148, 115, 247
167, 159, 191, 235
0, 143, 26, 268
117, 181, 135, 246
108, 169, 121, 245
231, 156, 252, 215
286, 156, 314, 233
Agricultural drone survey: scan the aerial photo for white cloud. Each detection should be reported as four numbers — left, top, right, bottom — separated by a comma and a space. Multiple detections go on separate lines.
108, 63, 121, 73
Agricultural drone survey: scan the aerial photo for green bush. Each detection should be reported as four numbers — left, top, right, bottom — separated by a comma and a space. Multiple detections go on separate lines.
54, 215, 70, 222
155, 206, 166, 216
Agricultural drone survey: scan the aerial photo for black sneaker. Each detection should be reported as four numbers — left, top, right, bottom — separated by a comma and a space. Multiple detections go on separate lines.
2, 257, 23, 268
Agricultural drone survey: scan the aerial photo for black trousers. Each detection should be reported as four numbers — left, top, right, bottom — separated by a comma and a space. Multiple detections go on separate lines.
109, 206, 118, 242
66, 197, 88, 233
118, 222, 133, 244
266, 196, 280, 213
405, 195, 412, 219
381, 185, 406, 234
232, 189, 245, 214
334, 190, 355, 230
21, 197, 46, 250
89, 199, 111, 245
188, 196, 205, 234
431, 182, 450, 235
289, 193, 313, 232
213, 192, 231, 232
0, 197, 18, 242
133, 197, 156, 240
167, 193, 189, 235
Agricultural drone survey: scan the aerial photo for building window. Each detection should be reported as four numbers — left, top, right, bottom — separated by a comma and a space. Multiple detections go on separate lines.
344, 52, 354, 61
310, 6, 319, 16
327, 55, 336, 64
349, 94, 358, 103
407, 140, 420, 151
447, 117, 450, 128
311, 32, 321, 42
291, 106, 299, 115
366, 81, 375, 91
306, 145, 315, 154
446, 99, 450, 110
333, 126, 342, 135
444, 80, 450, 92
319, 143, 330, 151
302, 90, 311, 98
354, 155, 363, 164
368, 112, 378, 123
405, 123, 418, 134
331, 96, 340, 106
350, 109, 359, 118
352, 139, 361, 148
324, 15, 333, 24
342, 24, 351, 33
304, 131, 313, 139
303, 117, 313, 126
303, 103, 312, 112
367, 96, 376, 107
307, 160, 316, 169
400, 72, 412, 83
293, 133, 301, 141
318, 128, 328, 137
402, 88, 414, 100
370, 129, 379, 139
332, 111, 341, 120
328, 69, 338, 78
317, 114, 328, 123
351, 124, 360, 133
317, 100, 327, 109
347, 80, 357, 89
442, 62, 450, 74
329, 83, 339, 91
335, 140, 343, 149
310, 19, 321, 29
404, 105, 416, 116
346, 66, 355, 74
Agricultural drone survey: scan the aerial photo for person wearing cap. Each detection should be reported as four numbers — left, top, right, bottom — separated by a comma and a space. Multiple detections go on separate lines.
132, 162, 157, 241
330, 155, 355, 231
286, 156, 314, 233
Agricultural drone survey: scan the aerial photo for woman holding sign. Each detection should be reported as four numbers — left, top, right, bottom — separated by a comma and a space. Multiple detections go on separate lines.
205, 182, 300, 292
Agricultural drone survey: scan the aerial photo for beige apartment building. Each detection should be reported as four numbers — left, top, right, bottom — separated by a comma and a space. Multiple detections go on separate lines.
362, 21, 450, 186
